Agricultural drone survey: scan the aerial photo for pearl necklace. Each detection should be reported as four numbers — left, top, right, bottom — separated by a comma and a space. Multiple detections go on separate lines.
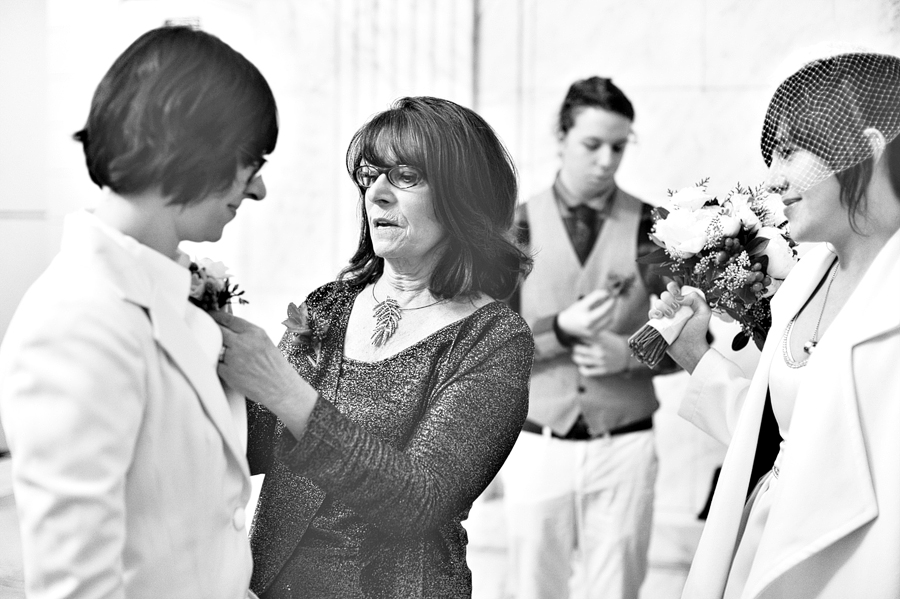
782, 261, 838, 369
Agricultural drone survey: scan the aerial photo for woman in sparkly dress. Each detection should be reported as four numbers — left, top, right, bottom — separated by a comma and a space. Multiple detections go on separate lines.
652, 53, 900, 598
213, 96, 534, 598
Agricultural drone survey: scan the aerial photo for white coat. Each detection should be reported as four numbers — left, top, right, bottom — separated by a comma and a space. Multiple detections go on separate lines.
0, 212, 253, 599
679, 227, 900, 599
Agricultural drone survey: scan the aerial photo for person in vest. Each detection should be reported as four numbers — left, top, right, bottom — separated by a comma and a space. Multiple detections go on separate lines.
503, 76, 672, 599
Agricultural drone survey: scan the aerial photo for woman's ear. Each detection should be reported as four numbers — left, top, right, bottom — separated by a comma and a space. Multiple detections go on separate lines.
863, 127, 887, 162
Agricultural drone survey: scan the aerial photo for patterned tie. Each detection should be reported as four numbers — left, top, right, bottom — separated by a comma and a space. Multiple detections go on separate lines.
570, 203, 598, 264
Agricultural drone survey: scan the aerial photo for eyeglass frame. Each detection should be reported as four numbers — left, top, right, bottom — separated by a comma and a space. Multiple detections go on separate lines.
238, 149, 267, 181
352, 164, 427, 190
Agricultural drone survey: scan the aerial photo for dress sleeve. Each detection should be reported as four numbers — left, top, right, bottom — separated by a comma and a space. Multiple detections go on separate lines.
274, 314, 534, 537
247, 283, 339, 474
0, 298, 146, 599
246, 399, 279, 476
678, 348, 751, 445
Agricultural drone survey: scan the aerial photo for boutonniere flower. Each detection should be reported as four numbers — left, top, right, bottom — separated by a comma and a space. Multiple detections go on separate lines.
188, 258, 247, 312
282, 301, 330, 366
606, 273, 636, 298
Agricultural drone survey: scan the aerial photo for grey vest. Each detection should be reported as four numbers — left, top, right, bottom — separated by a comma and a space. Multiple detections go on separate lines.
520, 187, 659, 435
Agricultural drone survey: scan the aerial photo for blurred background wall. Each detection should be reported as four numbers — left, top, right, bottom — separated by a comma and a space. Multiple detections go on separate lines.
4, 0, 900, 340
2, 0, 900, 597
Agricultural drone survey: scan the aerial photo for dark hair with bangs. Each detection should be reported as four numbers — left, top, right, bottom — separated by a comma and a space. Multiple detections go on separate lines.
761, 53, 900, 231
341, 96, 532, 300
74, 26, 278, 205
557, 76, 634, 136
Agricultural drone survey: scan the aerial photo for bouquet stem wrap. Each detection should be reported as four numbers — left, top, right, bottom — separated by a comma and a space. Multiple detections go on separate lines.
628, 286, 704, 368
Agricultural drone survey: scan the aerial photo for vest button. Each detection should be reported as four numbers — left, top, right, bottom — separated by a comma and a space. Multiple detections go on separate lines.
578, 385, 586, 393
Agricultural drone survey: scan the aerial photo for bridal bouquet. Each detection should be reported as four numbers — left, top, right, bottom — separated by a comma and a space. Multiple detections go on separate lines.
628, 180, 796, 368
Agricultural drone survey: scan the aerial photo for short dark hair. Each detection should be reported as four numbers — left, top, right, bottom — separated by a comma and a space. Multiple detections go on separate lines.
557, 76, 635, 136
342, 96, 532, 300
74, 26, 278, 205
761, 52, 900, 230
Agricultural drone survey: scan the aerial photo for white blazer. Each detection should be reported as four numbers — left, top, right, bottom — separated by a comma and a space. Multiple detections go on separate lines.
0, 212, 253, 599
679, 227, 900, 599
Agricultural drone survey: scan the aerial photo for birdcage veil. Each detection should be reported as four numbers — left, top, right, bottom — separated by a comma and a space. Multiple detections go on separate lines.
760, 52, 900, 194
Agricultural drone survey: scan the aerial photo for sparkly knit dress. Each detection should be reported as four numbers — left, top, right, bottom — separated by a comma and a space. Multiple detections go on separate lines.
246, 281, 534, 599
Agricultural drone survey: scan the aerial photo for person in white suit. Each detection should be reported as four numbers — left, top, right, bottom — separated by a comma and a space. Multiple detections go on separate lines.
0, 26, 277, 599
652, 52, 900, 599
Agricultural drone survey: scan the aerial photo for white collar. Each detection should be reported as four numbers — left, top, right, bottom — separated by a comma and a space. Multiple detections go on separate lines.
67, 210, 193, 317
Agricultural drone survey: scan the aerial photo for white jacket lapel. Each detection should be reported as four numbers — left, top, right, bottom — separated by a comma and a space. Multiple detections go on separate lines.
64, 213, 250, 475
745, 231, 900, 597
681, 243, 836, 599
149, 296, 250, 478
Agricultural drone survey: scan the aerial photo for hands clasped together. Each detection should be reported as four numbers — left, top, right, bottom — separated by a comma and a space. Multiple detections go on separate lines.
557, 289, 632, 376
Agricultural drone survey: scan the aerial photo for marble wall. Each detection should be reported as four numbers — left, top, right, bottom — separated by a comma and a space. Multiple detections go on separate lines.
6, 0, 900, 340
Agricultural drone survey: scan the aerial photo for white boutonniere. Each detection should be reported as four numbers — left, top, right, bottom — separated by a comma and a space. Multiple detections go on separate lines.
188, 258, 247, 312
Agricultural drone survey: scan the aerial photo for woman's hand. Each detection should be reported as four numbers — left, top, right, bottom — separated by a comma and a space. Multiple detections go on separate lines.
649, 281, 712, 373
209, 311, 318, 438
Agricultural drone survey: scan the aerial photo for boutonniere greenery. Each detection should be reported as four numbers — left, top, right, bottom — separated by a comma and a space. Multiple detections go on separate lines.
188, 258, 247, 312
282, 301, 330, 366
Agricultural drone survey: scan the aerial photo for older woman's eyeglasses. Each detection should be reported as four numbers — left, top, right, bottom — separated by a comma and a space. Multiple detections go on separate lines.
353, 164, 426, 189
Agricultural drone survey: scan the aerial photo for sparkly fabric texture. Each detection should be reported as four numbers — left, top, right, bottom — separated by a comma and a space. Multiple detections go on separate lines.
246, 281, 534, 598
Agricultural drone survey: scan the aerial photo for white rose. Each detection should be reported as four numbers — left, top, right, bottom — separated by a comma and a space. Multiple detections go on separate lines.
761, 193, 787, 228
188, 272, 206, 300
711, 212, 742, 238
756, 227, 796, 279
197, 258, 230, 280
653, 208, 714, 258
727, 193, 761, 233
666, 185, 716, 211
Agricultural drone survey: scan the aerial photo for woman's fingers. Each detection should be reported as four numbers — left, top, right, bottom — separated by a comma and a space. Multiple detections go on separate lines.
678, 289, 710, 314
649, 290, 680, 318
666, 280, 683, 299
209, 310, 252, 332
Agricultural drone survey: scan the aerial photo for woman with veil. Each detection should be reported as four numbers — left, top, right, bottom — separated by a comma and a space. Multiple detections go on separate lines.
652, 52, 900, 598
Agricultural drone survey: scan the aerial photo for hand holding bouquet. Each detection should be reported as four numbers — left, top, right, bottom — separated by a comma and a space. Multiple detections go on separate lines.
628, 180, 796, 368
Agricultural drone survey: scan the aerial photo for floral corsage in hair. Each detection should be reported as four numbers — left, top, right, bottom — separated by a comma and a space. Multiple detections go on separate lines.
282, 301, 330, 366
628, 179, 796, 368
188, 258, 247, 312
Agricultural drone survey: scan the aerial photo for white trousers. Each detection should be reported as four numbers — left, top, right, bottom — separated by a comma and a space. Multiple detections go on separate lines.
501, 428, 657, 599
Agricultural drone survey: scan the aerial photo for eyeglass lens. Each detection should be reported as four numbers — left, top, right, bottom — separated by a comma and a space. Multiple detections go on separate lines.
354, 165, 424, 189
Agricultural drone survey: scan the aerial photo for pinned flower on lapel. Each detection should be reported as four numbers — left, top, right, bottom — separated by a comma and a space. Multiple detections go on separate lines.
283, 301, 330, 366
188, 258, 247, 312
606, 273, 636, 298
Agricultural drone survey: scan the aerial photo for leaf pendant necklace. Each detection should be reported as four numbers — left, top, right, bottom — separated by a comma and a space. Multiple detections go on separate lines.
370, 285, 445, 347
371, 295, 402, 347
